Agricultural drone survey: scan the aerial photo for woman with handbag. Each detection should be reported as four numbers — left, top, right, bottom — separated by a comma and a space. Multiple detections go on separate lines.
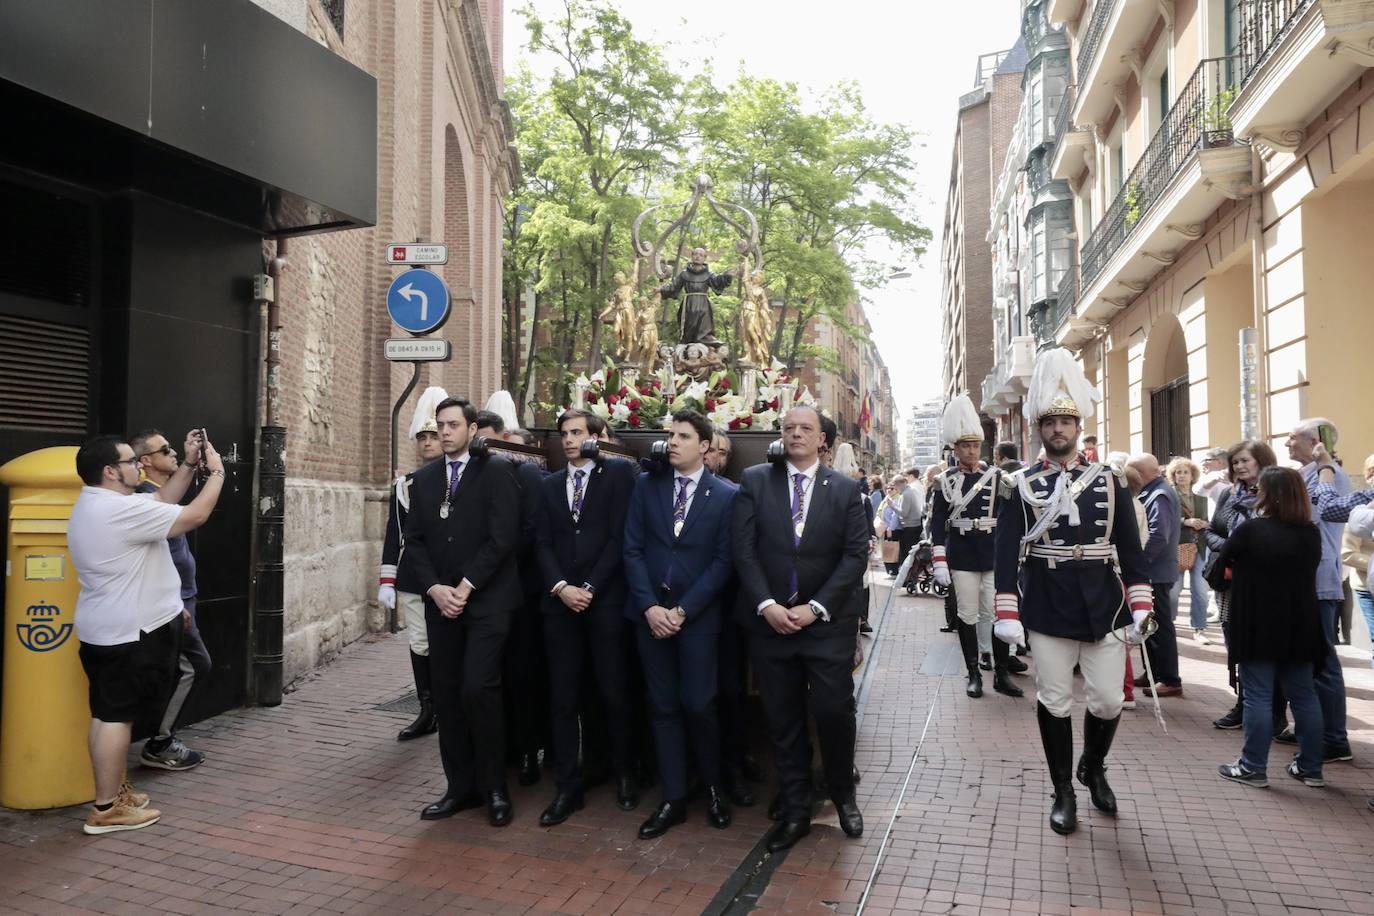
1204, 440, 1280, 730
1167, 458, 1212, 644
1214, 467, 1327, 789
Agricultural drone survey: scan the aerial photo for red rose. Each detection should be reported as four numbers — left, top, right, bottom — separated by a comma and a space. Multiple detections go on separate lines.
619, 385, 629, 396
652, 378, 662, 389
728, 417, 742, 430
585, 391, 597, 403
741, 415, 753, 427
638, 385, 651, 395
781, 374, 791, 383
629, 398, 641, 410
705, 398, 717, 411
629, 415, 642, 428
769, 397, 779, 409
719, 377, 731, 390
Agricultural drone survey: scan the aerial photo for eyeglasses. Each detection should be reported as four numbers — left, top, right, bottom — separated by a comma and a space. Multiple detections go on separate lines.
110, 457, 140, 468
137, 445, 174, 458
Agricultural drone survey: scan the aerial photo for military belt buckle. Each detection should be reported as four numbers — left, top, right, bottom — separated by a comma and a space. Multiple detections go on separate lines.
1072, 544, 1084, 561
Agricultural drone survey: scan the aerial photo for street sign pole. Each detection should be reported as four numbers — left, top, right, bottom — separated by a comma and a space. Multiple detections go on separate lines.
384, 255, 454, 482
390, 362, 423, 481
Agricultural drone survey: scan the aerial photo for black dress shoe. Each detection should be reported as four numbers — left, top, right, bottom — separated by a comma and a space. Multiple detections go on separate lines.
538, 791, 584, 827
859, 621, 874, 635
966, 670, 984, 698
637, 800, 687, 839
397, 696, 437, 741
1005, 655, 1029, 674
517, 752, 541, 786
741, 756, 766, 783
705, 786, 732, 829
724, 767, 756, 806
487, 789, 513, 827
979, 652, 993, 672
420, 791, 482, 820
938, 624, 957, 633
766, 819, 811, 852
834, 797, 864, 838
616, 774, 639, 811
767, 793, 784, 821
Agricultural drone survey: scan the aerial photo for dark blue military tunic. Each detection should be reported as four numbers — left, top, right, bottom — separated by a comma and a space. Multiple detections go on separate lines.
381, 472, 423, 594
993, 456, 1150, 642
929, 463, 1000, 572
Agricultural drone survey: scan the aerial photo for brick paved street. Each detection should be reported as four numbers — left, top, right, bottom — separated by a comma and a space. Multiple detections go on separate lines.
2, 577, 1372, 915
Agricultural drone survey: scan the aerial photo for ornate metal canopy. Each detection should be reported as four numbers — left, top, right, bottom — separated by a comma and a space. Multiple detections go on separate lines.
631, 174, 762, 280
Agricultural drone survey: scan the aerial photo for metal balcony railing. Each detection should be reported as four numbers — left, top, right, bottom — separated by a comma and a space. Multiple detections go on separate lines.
1080, 57, 1244, 290
1053, 85, 1077, 143
1236, 0, 1317, 89
1076, 0, 1118, 82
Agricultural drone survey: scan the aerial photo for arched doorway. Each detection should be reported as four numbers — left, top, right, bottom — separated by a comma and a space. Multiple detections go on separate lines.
1141, 313, 1190, 461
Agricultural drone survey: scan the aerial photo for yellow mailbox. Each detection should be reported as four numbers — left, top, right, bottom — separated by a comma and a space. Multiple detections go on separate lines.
0, 446, 93, 809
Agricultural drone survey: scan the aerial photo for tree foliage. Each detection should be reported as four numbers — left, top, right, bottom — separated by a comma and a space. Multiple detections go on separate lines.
503, 0, 929, 417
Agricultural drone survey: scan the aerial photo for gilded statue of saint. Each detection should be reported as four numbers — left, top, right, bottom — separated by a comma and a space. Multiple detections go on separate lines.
739, 267, 773, 367
600, 264, 640, 359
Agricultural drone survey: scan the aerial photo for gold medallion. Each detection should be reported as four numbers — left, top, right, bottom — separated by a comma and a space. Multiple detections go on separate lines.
439, 502, 450, 520
794, 521, 805, 539
673, 519, 684, 537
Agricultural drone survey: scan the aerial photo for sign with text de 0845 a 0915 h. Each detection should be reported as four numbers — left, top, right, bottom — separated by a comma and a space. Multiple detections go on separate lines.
385, 338, 451, 362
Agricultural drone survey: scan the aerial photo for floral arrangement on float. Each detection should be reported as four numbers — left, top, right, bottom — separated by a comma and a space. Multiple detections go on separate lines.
569, 363, 814, 432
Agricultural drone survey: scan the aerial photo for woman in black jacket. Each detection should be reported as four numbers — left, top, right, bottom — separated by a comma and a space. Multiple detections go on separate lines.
1205, 440, 1279, 730
1214, 467, 1327, 789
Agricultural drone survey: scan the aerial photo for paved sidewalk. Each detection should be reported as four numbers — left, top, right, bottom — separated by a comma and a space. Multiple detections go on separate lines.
2, 580, 1372, 915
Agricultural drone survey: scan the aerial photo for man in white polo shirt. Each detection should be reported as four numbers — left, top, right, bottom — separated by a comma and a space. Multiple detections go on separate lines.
69, 432, 224, 835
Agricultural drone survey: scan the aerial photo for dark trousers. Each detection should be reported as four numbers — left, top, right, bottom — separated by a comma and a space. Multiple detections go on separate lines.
751, 628, 857, 822
1313, 598, 1349, 747
503, 594, 550, 762
897, 528, 921, 572
426, 605, 512, 797
637, 621, 721, 802
544, 604, 633, 794
155, 600, 212, 739
717, 618, 751, 770
1144, 582, 1182, 687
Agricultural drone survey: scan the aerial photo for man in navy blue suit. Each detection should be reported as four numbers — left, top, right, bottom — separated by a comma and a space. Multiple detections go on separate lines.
733, 405, 871, 852
623, 409, 737, 839
533, 408, 637, 827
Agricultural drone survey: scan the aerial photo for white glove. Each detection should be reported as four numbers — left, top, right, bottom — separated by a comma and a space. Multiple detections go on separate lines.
377, 583, 397, 610
993, 618, 1025, 648
933, 564, 951, 588
1126, 608, 1150, 645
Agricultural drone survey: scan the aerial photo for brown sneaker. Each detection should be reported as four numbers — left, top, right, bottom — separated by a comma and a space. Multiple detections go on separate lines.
83, 803, 161, 835
1142, 683, 1183, 698
116, 780, 150, 809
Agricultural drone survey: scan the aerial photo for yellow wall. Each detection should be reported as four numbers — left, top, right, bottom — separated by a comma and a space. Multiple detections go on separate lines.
1301, 177, 1374, 466
1201, 259, 1254, 450
1174, 0, 1201, 86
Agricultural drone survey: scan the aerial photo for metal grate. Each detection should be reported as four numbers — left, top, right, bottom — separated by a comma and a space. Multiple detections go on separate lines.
1076, 0, 1118, 84
0, 314, 89, 433
375, 691, 420, 715
1236, 0, 1316, 89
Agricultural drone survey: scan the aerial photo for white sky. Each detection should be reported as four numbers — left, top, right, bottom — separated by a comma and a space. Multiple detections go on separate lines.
504, 0, 1021, 417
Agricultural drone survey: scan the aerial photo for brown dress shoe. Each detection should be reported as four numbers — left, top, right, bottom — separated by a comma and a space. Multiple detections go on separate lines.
1142, 683, 1183, 698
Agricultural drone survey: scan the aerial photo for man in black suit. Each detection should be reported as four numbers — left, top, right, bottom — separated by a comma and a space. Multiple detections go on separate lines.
624, 409, 737, 839
475, 411, 550, 788
403, 398, 523, 827
533, 408, 638, 826
733, 405, 870, 852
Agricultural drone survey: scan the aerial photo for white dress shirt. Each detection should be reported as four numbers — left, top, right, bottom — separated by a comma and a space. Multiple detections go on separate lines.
672, 465, 706, 524
565, 459, 594, 511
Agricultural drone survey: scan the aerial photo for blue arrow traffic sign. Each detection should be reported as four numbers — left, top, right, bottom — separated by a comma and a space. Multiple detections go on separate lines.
386, 268, 451, 334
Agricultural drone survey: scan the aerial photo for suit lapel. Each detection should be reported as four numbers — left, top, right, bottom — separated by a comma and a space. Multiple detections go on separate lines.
658, 473, 677, 534
676, 470, 715, 541
799, 467, 832, 547
771, 465, 792, 534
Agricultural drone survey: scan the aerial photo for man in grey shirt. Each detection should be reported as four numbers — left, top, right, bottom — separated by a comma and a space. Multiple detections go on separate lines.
896, 471, 925, 573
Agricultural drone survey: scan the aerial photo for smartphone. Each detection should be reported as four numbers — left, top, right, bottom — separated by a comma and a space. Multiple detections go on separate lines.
198, 428, 209, 465
1319, 424, 1336, 456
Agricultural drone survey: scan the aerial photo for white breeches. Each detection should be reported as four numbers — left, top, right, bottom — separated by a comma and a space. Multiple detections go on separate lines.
952, 569, 995, 655
399, 590, 428, 656
1027, 628, 1126, 719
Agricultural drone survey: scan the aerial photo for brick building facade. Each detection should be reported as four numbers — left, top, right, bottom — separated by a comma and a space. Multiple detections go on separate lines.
940, 45, 1025, 446
266, 0, 516, 678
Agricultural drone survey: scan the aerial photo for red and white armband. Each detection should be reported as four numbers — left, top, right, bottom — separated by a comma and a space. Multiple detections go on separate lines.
994, 591, 1020, 622
1126, 583, 1153, 615
932, 545, 948, 572
379, 564, 397, 586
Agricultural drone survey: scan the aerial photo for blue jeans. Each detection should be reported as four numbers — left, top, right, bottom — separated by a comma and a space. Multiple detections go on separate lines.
1313, 598, 1348, 748
1239, 660, 1323, 774
1356, 589, 1374, 670
1170, 556, 1211, 631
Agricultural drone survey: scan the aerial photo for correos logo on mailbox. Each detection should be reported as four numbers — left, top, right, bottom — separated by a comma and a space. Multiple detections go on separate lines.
17, 601, 72, 652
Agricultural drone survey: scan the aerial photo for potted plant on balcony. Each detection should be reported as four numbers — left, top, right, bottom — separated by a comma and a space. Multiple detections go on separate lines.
1123, 181, 1143, 228
1202, 87, 1238, 147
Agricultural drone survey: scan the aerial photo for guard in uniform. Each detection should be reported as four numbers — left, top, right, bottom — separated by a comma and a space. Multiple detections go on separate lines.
930, 395, 1023, 699
378, 386, 448, 741
993, 349, 1153, 835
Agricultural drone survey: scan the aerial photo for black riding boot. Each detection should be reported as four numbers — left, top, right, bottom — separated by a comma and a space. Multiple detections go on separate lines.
940, 588, 958, 633
957, 622, 983, 697
991, 640, 1025, 697
1075, 711, 1120, 814
398, 651, 438, 741
1036, 702, 1077, 835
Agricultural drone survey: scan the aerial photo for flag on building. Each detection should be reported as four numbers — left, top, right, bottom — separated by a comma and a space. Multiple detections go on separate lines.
859, 393, 872, 433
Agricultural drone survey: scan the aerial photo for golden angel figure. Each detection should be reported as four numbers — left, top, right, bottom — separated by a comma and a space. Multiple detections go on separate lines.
600, 263, 640, 359
739, 267, 773, 367
630, 292, 660, 369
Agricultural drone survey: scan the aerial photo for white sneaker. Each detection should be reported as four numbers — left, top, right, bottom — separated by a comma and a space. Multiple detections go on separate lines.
1193, 630, 1212, 646
1122, 698, 1137, 710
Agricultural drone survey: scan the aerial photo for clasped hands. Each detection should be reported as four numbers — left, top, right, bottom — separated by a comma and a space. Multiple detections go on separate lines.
428, 582, 473, 618
761, 602, 817, 636
558, 585, 594, 613
646, 604, 686, 639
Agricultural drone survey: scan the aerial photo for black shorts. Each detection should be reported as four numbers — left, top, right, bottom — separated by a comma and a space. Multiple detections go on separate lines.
78, 617, 182, 723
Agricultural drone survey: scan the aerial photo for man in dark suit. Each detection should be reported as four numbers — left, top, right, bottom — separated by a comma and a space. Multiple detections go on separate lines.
475, 411, 550, 788
533, 408, 637, 826
733, 405, 870, 852
403, 398, 523, 827
623, 409, 737, 839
